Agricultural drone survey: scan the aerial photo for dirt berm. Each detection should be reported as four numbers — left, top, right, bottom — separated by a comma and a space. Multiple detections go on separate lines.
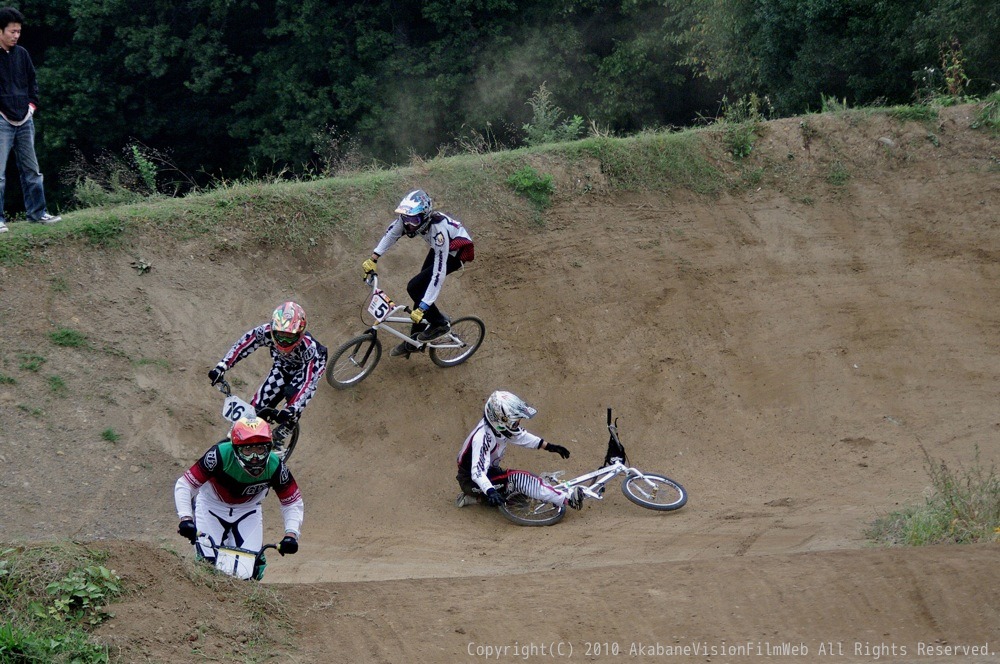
0, 105, 997, 662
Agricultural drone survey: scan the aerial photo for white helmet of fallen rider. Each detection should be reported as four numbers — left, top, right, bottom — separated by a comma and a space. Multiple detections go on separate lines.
484, 390, 537, 437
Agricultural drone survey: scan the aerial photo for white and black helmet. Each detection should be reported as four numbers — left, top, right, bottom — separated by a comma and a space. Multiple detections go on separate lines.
395, 189, 434, 237
484, 390, 537, 436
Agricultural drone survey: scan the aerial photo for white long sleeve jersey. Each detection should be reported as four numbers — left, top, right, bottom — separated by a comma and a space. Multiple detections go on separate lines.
457, 419, 544, 494
372, 212, 472, 306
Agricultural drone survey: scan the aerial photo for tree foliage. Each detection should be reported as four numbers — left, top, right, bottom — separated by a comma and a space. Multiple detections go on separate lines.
9, 0, 998, 210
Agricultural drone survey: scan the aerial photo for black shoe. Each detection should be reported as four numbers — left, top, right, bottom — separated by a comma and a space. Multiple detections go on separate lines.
417, 322, 451, 342
390, 341, 418, 357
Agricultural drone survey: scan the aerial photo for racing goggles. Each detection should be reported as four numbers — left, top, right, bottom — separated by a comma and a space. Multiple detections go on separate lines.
400, 213, 424, 229
237, 443, 270, 461
272, 331, 301, 347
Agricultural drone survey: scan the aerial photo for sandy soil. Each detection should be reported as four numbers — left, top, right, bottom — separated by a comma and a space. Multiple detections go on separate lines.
0, 105, 998, 662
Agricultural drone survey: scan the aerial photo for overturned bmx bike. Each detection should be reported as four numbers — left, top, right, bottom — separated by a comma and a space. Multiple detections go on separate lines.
498, 408, 688, 526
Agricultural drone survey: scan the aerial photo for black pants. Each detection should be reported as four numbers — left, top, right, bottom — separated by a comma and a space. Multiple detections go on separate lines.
457, 465, 507, 496
407, 250, 464, 329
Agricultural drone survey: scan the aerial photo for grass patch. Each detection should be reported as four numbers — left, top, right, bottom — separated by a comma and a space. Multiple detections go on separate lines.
47, 375, 68, 396
887, 104, 939, 123
133, 358, 170, 370
827, 161, 850, 186
100, 428, 120, 443
0, 543, 122, 663
578, 131, 725, 195
0, 373, 15, 384
49, 328, 88, 348
19, 353, 46, 372
867, 445, 999, 546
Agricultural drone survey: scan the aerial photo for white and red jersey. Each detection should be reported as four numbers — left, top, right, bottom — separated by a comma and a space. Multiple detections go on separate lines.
457, 418, 544, 495
373, 211, 473, 306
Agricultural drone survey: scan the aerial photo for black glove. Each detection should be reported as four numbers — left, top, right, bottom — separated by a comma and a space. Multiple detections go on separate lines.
177, 519, 197, 543
545, 443, 570, 459
208, 367, 225, 385
485, 488, 505, 507
277, 535, 299, 556
274, 408, 294, 426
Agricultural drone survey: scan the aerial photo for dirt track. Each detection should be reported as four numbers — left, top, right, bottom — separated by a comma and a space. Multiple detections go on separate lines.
1, 106, 998, 661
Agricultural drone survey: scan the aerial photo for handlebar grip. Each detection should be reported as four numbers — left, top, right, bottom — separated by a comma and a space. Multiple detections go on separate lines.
607, 408, 612, 425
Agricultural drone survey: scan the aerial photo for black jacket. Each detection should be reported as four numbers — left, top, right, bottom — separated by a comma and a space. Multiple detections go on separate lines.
0, 45, 39, 122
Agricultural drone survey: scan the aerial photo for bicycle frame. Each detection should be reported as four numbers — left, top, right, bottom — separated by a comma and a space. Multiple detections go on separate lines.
362, 273, 469, 352
497, 408, 687, 525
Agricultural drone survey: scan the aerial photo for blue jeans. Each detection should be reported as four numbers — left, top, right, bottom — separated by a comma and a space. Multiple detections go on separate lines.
0, 116, 49, 222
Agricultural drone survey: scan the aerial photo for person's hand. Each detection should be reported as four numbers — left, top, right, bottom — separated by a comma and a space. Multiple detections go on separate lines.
277, 535, 299, 555
545, 443, 570, 459
409, 307, 425, 325
274, 408, 294, 426
208, 367, 225, 385
485, 488, 505, 507
362, 258, 377, 276
177, 519, 197, 543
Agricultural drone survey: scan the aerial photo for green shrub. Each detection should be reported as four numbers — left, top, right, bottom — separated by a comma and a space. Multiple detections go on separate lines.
506, 165, 555, 210
100, 428, 120, 443
0, 544, 121, 663
522, 83, 584, 147
867, 446, 1000, 546
718, 93, 769, 160
971, 92, 1000, 134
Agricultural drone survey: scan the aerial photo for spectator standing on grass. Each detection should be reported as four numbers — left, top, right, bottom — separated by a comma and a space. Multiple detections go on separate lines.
0, 7, 60, 234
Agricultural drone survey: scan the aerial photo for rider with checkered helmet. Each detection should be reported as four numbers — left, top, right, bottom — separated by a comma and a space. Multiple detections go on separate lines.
207, 301, 328, 429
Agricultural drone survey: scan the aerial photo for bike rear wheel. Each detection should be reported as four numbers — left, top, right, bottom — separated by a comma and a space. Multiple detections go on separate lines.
498, 492, 567, 526
429, 316, 485, 367
327, 333, 382, 389
621, 473, 687, 511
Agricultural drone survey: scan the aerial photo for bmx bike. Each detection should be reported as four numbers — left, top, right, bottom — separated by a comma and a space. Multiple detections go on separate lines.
215, 377, 300, 463
195, 532, 278, 581
326, 272, 486, 389
498, 408, 688, 526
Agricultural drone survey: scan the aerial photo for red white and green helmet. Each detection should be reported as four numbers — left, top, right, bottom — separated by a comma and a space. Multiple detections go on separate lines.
484, 390, 537, 437
230, 415, 273, 476
270, 301, 307, 352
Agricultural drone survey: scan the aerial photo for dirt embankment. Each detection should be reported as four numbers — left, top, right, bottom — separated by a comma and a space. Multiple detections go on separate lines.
1, 105, 998, 662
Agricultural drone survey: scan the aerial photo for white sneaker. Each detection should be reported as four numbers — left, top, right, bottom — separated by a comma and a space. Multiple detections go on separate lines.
32, 213, 61, 224
455, 492, 479, 507
0, 221, 7, 233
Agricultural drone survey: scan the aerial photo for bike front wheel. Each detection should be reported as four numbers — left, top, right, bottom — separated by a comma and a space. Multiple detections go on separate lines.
276, 424, 299, 464
327, 333, 382, 389
621, 473, 687, 511
498, 492, 567, 526
429, 316, 486, 367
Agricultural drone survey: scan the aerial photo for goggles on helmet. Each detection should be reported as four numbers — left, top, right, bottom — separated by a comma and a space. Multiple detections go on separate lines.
401, 213, 423, 228
273, 331, 301, 347
236, 443, 270, 462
